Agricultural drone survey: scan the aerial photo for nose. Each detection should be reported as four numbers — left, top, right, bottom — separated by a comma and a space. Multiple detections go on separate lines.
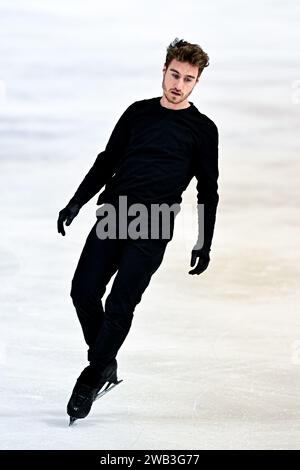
173, 80, 184, 91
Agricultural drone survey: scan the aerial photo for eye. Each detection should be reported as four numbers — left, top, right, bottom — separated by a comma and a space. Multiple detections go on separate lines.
171, 73, 192, 82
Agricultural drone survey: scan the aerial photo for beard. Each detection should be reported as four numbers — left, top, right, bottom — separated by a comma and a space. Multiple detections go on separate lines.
161, 77, 193, 104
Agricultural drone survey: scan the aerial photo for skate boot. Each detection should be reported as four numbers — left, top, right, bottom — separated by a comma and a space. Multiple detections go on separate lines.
67, 359, 122, 426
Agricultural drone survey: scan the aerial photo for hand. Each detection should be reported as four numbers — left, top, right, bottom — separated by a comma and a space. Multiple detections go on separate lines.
188, 249, 210, 275
57, 203, 80, 236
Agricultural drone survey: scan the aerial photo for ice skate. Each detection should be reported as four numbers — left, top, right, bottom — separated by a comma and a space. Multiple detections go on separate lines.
67, 359, 123, 426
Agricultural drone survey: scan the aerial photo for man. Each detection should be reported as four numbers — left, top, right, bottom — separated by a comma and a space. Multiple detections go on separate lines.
57, 38, 219, 425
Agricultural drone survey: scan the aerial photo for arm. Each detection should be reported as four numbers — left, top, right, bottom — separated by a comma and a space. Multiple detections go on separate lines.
67, 102, 136, 209
57, 102, 135, 236
189, 120, 219, 275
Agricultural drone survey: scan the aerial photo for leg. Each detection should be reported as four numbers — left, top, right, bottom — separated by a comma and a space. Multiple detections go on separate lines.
70, 219, 123, 358
88, 237, 170, 368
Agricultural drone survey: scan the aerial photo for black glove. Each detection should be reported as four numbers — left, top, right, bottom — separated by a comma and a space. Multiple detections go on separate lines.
188, 249, 210, 275
57, 203, 80, 236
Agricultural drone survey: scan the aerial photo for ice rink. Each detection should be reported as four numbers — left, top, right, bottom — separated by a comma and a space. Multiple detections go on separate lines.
0, 0, 299, 450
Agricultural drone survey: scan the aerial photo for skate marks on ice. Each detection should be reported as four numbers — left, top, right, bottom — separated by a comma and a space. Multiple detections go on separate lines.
185, 248, 300, 303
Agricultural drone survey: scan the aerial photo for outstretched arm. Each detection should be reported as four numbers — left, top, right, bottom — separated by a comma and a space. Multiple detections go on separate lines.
189, 120, 219, 275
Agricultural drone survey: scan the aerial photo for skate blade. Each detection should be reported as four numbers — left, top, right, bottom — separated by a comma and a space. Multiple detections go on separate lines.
95, 379, 123, 400
69, 416, 77, 426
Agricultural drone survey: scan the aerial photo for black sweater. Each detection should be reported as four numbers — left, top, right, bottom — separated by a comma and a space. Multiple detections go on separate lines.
68, 96, 219, 253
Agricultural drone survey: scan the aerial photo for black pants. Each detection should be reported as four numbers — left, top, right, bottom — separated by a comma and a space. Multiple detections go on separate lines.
70, 205, 173, 371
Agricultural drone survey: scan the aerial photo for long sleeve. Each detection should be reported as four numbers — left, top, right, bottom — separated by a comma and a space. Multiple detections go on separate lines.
194, 120, 219, 255
67, 102, 136, 208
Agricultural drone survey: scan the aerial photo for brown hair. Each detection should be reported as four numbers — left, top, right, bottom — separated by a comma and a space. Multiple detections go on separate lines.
164, 37, 209, 79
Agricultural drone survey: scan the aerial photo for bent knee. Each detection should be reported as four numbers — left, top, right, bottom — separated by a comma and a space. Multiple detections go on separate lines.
70, 280, 91, 305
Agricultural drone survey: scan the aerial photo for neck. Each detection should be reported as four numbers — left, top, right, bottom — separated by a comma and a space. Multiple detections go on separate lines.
160, 94, 191, 110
